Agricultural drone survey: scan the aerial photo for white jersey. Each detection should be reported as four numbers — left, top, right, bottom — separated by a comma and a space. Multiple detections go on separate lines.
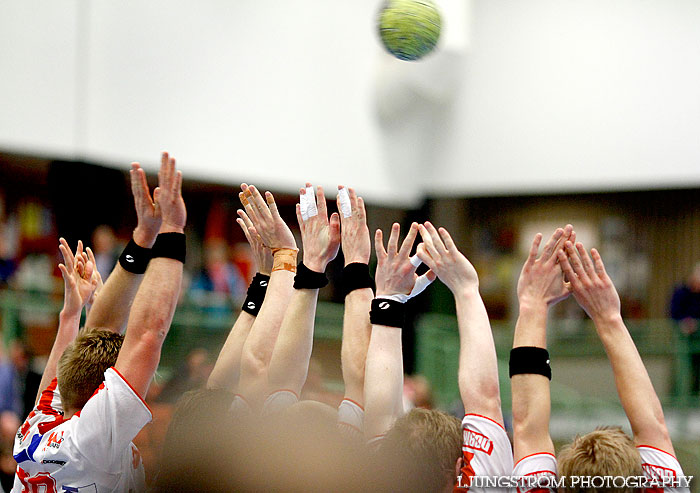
512, 452, 557, 493
12, 368, 151, 493
511, 446, 689, 493
638, 445, 690, 493
455, 414, 514, 492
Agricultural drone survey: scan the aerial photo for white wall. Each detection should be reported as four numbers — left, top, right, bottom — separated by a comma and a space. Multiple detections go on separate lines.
428, 0, 700, 196
1, 1, 698, 205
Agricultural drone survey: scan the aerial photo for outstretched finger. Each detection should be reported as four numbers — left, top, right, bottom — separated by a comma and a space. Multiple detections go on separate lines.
438, 227, 457, 252
557, 250, 582, 290
374, 229, 387, 259
415, 243, 436, 270
564, 241, 589, 283
76, 240, 84, 260
387, 223, 400, 255
58, 264, 74, 285
398, 222, 419, 258
59, 238, 75, 270
422, 222, 446, 255
590, 248, 608, 278
265, 191, 280, 218
237, 209, 254, 232
236, 218, 254, 245
526, 233, 543, 266
541, 228, 564, 261
418, 225, 440, 260
315, 185, 328, 219
575, 243, 597, 279
357, 196, 366, 222
249, 186, 271, 219
295, 203, 304, 231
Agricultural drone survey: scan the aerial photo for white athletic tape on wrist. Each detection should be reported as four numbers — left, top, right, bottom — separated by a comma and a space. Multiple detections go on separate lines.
378, 273, 434, 303
409, 254, 421, 268
338, 187, 352, 218
299, 186, 318, 222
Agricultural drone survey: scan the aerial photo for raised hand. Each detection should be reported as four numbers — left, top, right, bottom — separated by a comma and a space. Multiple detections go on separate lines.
154, 152, 186, 234
58, 238, 99, 315
337, 186, 370, 266
84, 246, 104, 309
239, 184, 296, 250
130, 162, 162, 248
415, 222, 473, 293
237, 209, 273, 275
517, 225, 575, 307
558, 242, 621, 323
295, 183, 340, 272
374, 222, 421, 296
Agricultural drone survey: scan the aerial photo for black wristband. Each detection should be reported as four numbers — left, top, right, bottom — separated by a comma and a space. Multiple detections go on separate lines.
370, 298, 406, 328
342, 263, 375, 296
118, 239, 152, 274
293, 263, 328, 289
151, 232, 186, 264
241, 273, 270, 316
509, 347, 552, 380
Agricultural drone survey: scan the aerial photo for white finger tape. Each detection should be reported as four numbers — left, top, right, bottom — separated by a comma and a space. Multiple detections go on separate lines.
299, 186, 318, 222
409, 273, 434, 298
409, 255, 422, 268
338, 187, 352, 218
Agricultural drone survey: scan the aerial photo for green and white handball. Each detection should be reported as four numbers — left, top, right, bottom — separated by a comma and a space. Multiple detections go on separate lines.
378, 0, 442, 61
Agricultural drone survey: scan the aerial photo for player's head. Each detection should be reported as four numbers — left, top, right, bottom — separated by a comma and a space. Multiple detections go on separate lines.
56, 328, 124, 412
378, 408, 462, 492
558, 427, 642, 492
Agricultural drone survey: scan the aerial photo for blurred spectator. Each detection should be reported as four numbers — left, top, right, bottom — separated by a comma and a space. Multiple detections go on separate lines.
0, 410, 20, 492
0, 224, 17, 286
671, 262, 700, 394
91, 225, 120, 279
156, 348, 213, 405
403, 374, 434, 410
0, 340, 41, 419
189, 239, 246, 306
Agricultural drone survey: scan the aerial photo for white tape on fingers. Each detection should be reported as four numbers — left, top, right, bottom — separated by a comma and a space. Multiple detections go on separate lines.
409, 273, 434, 298
409, 254, 422, 268
338, 187, 352, 218
304, 186, 318, 220
299, 192, 309, 222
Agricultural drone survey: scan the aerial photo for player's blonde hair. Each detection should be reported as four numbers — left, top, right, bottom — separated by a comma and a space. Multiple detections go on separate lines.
558, 427, 643, 493
56, 328, 123, 412
378, 408, 462, 492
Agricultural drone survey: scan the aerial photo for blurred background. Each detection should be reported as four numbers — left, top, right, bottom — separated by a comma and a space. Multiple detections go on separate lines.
0, 0, 699, 489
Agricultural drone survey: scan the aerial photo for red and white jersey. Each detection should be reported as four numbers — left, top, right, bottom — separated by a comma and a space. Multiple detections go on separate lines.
454, 414, 514, 492
261, 389, 299, 416
512, 452, 557, 493
12, 368, 151, 493
638, 445, 690, 493
337, 398, 363, 439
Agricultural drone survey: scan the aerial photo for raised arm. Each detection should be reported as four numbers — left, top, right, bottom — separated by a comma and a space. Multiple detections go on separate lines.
266, 183, 340, 396
511, 226, 573, 462
207, 210, 273, 391
416, 222, 503, 423
337, 187, 373, 408
236, 184, 297, 407
364, 222, 421, 440
37, 239, 98, 402
115, 152, 186, 398
558, 241, 674, 454
84, 162, 162, 333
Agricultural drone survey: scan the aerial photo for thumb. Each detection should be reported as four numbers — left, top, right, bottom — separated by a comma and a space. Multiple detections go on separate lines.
153, 187, 162, 216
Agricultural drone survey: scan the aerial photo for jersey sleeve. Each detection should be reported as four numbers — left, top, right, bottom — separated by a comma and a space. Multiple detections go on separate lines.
337, 398, 364, 438
512, 453, 558, 493
454, 414, 514, 492
638, 446, 690, 492
261, 389, 299, 416
70, 367, 152, 473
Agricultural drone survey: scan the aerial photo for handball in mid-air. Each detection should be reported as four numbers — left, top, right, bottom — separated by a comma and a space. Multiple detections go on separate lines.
377, 0, 442, 61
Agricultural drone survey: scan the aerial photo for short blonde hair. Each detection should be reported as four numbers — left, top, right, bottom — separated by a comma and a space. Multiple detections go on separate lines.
558, 427, 642, 493
56, 329, 123, 411
379, 408, 462, 492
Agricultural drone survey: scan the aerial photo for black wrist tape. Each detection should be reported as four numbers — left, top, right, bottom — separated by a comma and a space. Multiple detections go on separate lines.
370, 298, 406, 328
294, 263, 328, 289
151, 232, 186, 263
119, 239, 151, 274
509, 347, 552, 380
241, 273, 270, 316
342, 263, 375, 296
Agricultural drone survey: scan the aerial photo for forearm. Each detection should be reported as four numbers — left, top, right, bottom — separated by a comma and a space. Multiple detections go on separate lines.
84, 265, 141, 333
115, 257, 183, 398
455, 287, 502, 421
341, 287, 373, 406
511, 301, 554, 460
364, 324, 404, 440
595, 314, 672, 450
238, 270, 295, 401
37, 309, 81, 403
207, 311, 255, 391
267, 289, 319, 395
